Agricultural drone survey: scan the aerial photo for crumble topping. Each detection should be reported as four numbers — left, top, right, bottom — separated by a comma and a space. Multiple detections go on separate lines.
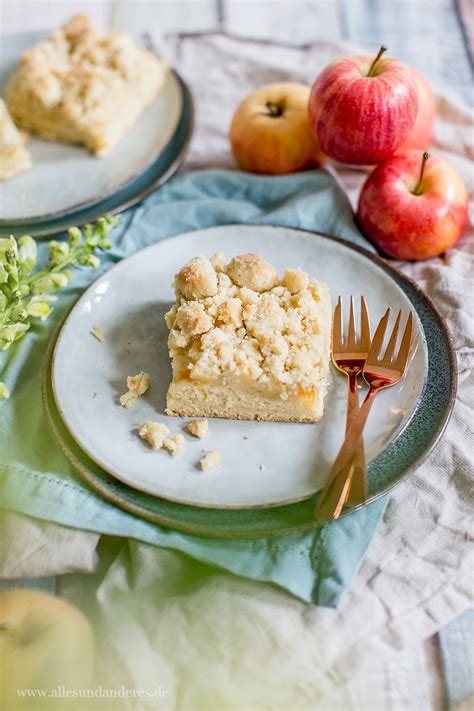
200, 449, 220, 471
165, 253, 330, 398
226, 253, 278, 292
163, 433, 185, 456
186, 419, 209, 439
119, 370, 150, 408
139, 421, 169, 449
174, 256, 218, 300
5, 15, 167, 156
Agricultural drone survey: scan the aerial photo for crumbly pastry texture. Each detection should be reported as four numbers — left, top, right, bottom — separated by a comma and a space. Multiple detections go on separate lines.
200, 450, 220, 471
5, 14, 168, 156
163, 433, 185, 456
119, 371, 150, 409
186, 419, 209, 438
138, 421, 169, 450
0, 99, 31, 181
165, 253, 331, 423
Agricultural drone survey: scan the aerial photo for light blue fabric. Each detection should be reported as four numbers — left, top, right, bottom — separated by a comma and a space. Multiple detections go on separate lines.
0, 169, 386, 607
439, 610, 474, 706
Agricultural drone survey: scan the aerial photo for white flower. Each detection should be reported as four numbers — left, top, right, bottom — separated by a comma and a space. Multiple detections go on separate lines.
0, 382, 10, 400
0, 236, 18, 257
48, 240, 70, 265
18, 235, 37, 263
51, 272, 70, 288
31, 275, 56, 294
68, 226, 82, 247
26, 300, 52, 320
0, 322, 30, 347
29, 294, 57, 303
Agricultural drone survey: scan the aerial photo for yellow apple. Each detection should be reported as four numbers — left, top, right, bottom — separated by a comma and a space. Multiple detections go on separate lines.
0, 590, 94, 709
230, 82, 327, 174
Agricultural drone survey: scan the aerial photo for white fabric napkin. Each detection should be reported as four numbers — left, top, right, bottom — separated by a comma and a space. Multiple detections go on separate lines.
3, 33, 473, 708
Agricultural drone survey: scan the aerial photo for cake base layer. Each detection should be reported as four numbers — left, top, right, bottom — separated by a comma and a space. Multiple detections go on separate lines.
166, 381, 325, 423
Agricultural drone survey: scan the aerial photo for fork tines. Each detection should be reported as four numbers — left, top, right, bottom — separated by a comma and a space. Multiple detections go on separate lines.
368, 309, 413, 370
333, 295, 370, 353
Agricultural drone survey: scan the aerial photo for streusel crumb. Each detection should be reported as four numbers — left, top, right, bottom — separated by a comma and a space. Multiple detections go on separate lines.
119, 370, 150, 408
226, 253, 278, 292
119, 391, 137, 409
163, 433, 185, 456
174, 256, 218, 301
127, 371, 150, 396
282, 268, 309, 294
138, 421, 169, 450
186, 419, 209, 439
200, 449, 220, 471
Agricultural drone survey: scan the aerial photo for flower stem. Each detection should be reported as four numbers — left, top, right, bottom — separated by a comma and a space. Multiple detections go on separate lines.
264, 101, 283, 117
368, 45, 387, 77
413, 152, 430, 195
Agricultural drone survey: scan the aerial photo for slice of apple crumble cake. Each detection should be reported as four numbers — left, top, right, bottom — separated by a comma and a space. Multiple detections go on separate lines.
165, 252, 331, 423
6, 15, 167, 156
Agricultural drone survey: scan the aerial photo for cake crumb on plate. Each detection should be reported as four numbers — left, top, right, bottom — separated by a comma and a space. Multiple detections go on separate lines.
119, 371, 150, 408
163, 433, 185, 456
200, 449, 220, 471
138, 421, 169, 450
186, 419, 209, 439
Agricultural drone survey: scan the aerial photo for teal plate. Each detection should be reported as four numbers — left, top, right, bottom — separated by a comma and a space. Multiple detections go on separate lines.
42, 232, 457, 539
0, 72, 193, 238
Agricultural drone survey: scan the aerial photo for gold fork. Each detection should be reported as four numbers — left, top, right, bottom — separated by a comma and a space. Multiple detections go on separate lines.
331, 296, 371, 507
316, 308, 414, 521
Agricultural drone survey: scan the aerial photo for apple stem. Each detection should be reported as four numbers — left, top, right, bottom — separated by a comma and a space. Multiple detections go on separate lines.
264, 101, 283, 118
413, 152, 430, 195
368, 45, 388, 77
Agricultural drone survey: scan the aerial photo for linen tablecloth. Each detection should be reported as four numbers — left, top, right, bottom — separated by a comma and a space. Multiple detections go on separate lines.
1, 33, 473, 709
1, 167, 390, 608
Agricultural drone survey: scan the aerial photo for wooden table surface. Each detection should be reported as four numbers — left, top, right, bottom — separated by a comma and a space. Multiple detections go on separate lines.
1, 0, 472, 103
1, 1, 472, 708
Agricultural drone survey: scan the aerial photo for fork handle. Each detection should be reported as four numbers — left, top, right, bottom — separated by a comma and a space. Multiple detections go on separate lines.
331, 386, 378, 477
345, 375, 367, 506
346, 373, 360, 427
315, 387, 377, 519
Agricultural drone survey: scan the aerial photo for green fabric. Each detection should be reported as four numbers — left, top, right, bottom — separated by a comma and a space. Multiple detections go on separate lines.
0, 169, 386, 607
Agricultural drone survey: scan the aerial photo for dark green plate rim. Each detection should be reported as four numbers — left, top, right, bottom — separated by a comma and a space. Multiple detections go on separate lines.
0, 71, 194, 238
42, 229, 457, 539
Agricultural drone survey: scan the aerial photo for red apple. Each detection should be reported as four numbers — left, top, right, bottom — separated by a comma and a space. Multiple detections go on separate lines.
357, 150, 468, 260
308, 46, 418, 165
397, 69, 436, 152
230, 82, 327, 174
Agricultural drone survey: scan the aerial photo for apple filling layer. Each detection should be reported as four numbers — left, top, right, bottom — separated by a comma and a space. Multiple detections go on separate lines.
165, 252, 331, 423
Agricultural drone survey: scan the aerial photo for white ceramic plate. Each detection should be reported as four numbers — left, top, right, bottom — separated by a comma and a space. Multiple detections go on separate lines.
0, 32, 182, 222
52, 225, 427, 509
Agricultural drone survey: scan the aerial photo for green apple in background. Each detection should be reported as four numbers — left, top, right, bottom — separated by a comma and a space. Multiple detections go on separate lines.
0, 590, 94, 709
